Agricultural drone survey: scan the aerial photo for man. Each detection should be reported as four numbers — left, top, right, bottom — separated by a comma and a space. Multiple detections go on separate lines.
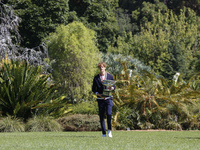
92, 62, 115, 137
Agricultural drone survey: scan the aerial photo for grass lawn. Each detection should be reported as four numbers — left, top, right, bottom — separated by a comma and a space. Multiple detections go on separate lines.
0, 130, 200, 150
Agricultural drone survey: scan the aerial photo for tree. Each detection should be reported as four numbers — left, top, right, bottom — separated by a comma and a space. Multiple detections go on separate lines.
6, 0, 119, 52
69, 0, 119, 52
118, 0, 144, 15
114, 8, 137, 36
5, 0, 70, 48
165, 0, 200, 15
117, 0, 168, 34
132, 0, 168, 32
46, 22, 100, 103
0, 2, 50, 72
130, 8, 200, 79
108, 0, 168, 56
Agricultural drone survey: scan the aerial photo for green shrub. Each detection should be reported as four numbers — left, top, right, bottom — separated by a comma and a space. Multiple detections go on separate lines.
57, 114, 101, 131
0, 59, 65, 121
0, 116, 25, 132
181, 113, 200, 130
139, 122, 155, 130
25, 115, 63, 132
71, 101, 98, 115
46, 22, 100, 104
166, 121, 182, 131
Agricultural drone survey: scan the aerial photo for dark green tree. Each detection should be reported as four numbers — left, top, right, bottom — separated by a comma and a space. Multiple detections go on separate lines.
115, 8, 137, 36
5, 0, 70, 48
132, 0, 168, 32
118, 0, 143, 12
165, 0, 200, 15
69, 0, 119, 52
0, 1, 51, 72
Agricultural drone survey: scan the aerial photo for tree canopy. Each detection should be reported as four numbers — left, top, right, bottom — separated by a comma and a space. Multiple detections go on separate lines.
46, 22, 100, 103
3, 0, 200, 87
6, 0, 70, 48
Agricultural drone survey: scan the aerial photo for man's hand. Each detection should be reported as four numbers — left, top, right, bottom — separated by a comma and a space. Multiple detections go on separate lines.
96, 93, 102, 97
108, 87, 115, 91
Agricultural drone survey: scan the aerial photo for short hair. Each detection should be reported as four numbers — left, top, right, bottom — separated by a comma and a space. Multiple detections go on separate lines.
97, 62, 107, 68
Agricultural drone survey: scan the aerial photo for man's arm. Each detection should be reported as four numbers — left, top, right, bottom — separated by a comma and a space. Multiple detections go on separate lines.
92, 77, 97, 93
108, 73, 115, 90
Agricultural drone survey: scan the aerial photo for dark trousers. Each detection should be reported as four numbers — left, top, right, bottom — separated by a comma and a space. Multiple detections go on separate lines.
97, 98, 113, 135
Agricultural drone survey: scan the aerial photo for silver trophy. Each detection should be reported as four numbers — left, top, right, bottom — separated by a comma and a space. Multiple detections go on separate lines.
102, 80, 116, 97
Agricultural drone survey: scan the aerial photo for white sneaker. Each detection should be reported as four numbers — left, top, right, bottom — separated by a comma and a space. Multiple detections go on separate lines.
102, 134, 106, 137
108, 130, 112, 138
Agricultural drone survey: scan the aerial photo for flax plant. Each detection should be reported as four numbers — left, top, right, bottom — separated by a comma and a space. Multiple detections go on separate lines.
113, 63, 200, 130
0, 59, 66, 121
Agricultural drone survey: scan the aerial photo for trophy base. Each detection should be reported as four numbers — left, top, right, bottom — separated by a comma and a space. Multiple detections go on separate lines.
102, 91, 112, 97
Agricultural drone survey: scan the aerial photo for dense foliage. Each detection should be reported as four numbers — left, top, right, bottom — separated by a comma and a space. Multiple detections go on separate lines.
109, 8, 200, 80
0, 2, 50, 73
3, 0, 200, 79
4, 0, 70, 48
46, 22, 100, 103
112, 64, 200, 130
0, 59, 65, 121
1, 0, 200, 130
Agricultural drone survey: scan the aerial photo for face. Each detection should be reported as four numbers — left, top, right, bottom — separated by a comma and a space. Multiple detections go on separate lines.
99, 65, 106, 74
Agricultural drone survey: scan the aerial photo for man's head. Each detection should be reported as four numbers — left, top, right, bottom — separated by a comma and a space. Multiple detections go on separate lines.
97, 62, 107, 68
97, 62, 106, 75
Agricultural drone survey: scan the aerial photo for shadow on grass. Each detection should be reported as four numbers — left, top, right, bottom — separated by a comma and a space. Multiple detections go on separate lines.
175, 137, 200, 140
53, 135, 97, 138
